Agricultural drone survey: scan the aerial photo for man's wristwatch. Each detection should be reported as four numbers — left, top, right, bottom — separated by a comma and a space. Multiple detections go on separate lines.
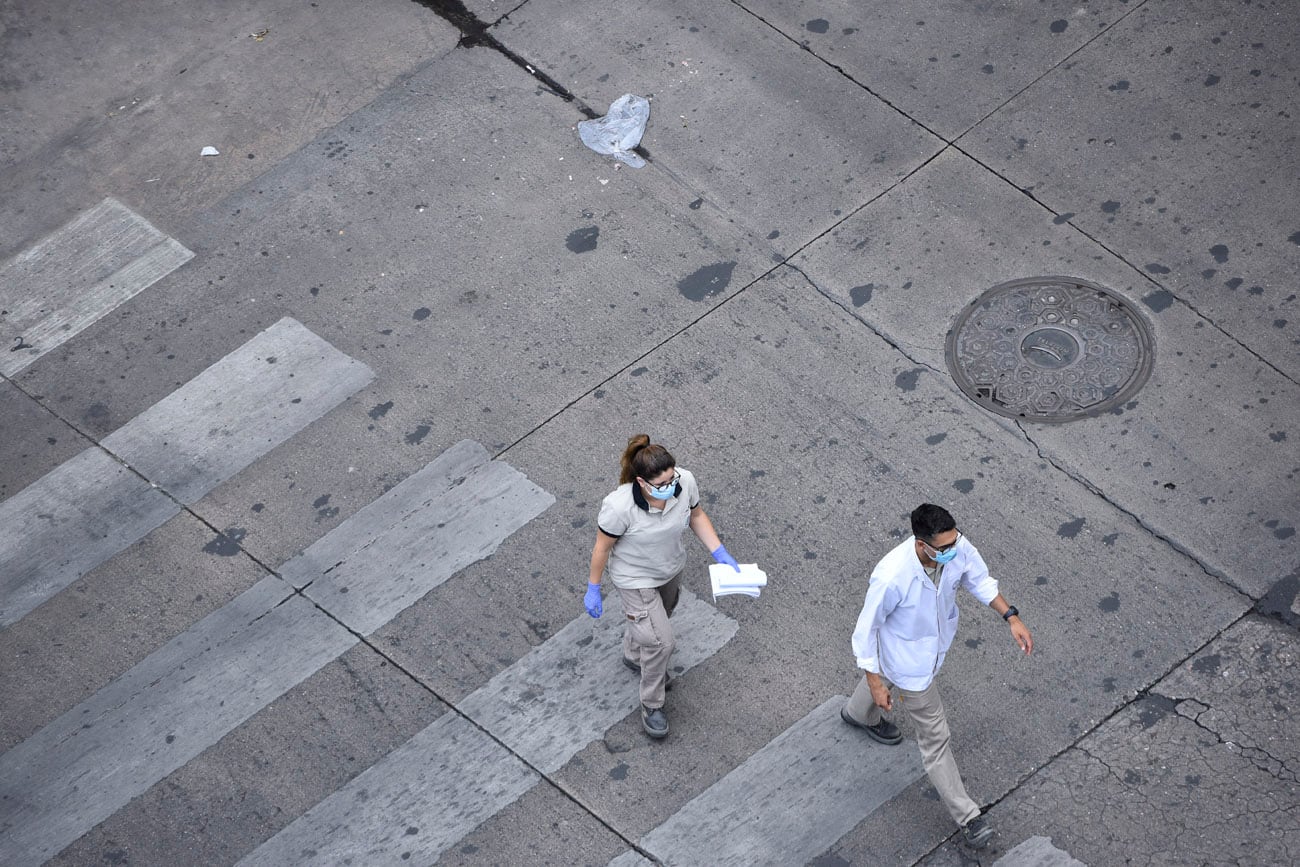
1002, 605, 1019, 621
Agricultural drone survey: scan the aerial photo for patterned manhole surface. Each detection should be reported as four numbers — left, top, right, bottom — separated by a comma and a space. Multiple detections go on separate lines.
945, 277, 1155, 423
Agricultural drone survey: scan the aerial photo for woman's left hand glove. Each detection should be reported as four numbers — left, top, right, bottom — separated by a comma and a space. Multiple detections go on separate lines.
584, 583, 603, 618
711, 544, 741, 572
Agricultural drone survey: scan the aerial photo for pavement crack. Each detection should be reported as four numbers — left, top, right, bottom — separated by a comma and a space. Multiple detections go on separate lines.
1013, 419, 1255, 603
783, 262, 945, 378
1160, 691, 1300, 784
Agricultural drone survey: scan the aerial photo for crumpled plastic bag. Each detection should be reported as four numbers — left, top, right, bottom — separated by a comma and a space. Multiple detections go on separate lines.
578, 94, 649, 168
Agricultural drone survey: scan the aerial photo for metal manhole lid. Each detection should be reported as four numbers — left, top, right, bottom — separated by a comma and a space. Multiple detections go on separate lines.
944, 277, 1155, 423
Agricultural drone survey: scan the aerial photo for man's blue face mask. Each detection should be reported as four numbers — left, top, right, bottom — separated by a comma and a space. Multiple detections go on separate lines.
923, 533, 962, 564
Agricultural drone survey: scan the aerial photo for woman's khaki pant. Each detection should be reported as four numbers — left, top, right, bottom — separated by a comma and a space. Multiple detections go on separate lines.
615, 574, 681, 709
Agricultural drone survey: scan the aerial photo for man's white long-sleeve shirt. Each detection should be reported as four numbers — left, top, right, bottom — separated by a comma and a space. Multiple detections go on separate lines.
851, 535, 1000, 691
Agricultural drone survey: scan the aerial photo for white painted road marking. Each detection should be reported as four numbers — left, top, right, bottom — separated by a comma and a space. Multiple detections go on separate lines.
0, 317, 373, 628
239, 590, 738, 866
0, 197, 194, 377
0, 441, 553, 867
608, 697, 926, 867
994, 835, 1089, 866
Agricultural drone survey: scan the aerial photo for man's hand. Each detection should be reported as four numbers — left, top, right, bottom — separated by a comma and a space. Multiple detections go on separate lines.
866, 672, 893, 712
1009, 618, 1033, 655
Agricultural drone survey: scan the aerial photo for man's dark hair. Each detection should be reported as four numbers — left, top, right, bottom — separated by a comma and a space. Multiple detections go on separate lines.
911, 503, 956, 541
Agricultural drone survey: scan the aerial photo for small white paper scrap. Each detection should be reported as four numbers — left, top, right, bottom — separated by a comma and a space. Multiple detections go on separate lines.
200, 146, 220, 156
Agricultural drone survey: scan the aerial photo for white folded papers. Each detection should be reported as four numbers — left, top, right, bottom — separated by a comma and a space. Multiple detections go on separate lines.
708, 563, 767, 600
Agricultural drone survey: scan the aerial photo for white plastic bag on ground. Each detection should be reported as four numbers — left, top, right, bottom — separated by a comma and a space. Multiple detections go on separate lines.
578, 94, 649, 168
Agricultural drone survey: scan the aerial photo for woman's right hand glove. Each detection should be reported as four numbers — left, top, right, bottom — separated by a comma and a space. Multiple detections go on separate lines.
584, 583, 603, 618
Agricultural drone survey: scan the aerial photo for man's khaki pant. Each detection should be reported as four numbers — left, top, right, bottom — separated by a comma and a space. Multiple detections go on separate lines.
845, 674, 981, 826
615, 574, 681, 710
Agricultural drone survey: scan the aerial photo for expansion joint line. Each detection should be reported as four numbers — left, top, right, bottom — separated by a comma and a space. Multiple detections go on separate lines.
1013, 420, 1254, 605
288, 585, 659, 863
784, 262, 945, 379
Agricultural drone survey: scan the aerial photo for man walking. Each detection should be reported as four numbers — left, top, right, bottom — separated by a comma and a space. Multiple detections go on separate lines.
842, 503, 1033, 849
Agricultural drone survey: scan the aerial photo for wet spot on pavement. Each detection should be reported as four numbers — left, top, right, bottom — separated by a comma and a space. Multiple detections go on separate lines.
925, 432, 947, 446
413, 307, 431, 321
1098, 591, 1120, 612
1191, 653, 1222, 675
1057, 517, 1086, 538
1135, 693, 1177, 729
405, 424, 431, 445
894, 368, 922, 391
203, 527, 247, 556
805, 19, 830, 34
1145, 263, 1171, 275
609, 762, 630, 780
1050, 19, 1068, 33
953, 479, 974, 494
1210, 244, 1229, 263
1108, 81, 1130, 92
1142, 289, 1175, 312
850, 284, 874, 306
369, 401, 394, 419
1053, 212, 1075, 224
566, 226, 599, 253
677, 262, 736, 301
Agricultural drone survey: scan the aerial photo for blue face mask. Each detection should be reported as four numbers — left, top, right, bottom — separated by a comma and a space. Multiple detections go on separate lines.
933, 546, 958, 564
644, 470, 679, 501
648, 483, 675, 500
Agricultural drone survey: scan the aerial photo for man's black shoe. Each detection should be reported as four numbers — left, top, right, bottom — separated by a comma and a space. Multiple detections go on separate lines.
641, 705, 669, 738
840, 705, 903, 745
962, 816, 994, 849
623, 657, 672, 690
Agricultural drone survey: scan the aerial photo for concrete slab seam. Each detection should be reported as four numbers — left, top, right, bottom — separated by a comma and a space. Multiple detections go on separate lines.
949, 167, 1300, 390
243, 594, 735, 865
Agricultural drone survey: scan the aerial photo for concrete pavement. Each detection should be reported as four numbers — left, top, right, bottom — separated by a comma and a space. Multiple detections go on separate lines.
1, 0, 1296, 864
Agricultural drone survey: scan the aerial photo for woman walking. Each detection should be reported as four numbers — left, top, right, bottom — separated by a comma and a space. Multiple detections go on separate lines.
584, 434, 740, 738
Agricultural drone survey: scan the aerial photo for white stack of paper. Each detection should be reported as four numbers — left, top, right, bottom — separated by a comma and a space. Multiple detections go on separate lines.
708, 563, 767, 600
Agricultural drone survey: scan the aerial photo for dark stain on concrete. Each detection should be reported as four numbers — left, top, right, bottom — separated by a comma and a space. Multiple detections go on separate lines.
850, 284, 874, 306
566, 226, 599, 253
677, 262, 736, 301
1098, 591, 1120, 612
369, 401, 394, 419
895, 368, 922, 392
953, 479, 974, 494
1057, 517, 1086, 538
925, 432, 947, 446
1191, 653, 1222, 675
805, 18, 830, 33
203, 527, 247, 556
1135, 693, 1177, 729
1142, 289, 1175, 312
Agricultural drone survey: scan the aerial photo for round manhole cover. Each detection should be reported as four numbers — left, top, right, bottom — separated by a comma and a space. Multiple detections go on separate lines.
945, 277, 1155, 423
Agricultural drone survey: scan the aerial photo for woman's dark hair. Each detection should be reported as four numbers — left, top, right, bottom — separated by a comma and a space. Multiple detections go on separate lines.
911, 503, 956, 541
619, 434, 675, 485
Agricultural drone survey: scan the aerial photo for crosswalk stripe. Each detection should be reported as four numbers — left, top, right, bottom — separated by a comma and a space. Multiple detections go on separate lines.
0, 317, 373, 628
238, 590, 738, 866
0, 197, 194, 377
0, 441, 553, 867
609, 697, 926, 867
994, 836, 1088, 866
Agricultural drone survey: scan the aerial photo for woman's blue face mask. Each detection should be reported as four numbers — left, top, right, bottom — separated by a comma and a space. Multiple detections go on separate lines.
644, 470, 680, 500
